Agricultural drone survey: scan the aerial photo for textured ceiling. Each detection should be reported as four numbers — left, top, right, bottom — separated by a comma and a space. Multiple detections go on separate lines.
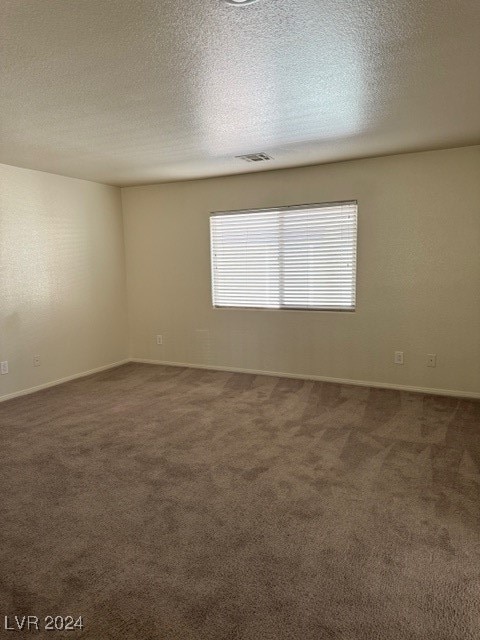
1, 0, 479, 186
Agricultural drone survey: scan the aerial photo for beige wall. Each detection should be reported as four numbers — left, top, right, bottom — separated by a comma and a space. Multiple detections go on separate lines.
0, 163, 128, 400
1, 147, 478, 401
122, 146, 480, 396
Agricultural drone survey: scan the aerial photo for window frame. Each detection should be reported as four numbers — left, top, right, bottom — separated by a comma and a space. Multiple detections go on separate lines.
209, 200, 358, 313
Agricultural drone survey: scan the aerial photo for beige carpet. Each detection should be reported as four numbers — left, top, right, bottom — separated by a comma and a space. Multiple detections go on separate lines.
0, 363, 479, 639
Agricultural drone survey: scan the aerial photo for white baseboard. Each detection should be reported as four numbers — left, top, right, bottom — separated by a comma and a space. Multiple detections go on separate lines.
0, 359, 130, 403
131, 358, 480, 400
1, 357, 478, 403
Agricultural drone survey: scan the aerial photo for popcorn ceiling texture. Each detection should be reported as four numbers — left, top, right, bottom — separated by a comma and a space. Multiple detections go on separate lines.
1, 0, 480, 185
0, 362, 479, 639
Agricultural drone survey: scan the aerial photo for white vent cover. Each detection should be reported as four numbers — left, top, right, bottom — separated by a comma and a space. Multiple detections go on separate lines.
236, 152, 273, 163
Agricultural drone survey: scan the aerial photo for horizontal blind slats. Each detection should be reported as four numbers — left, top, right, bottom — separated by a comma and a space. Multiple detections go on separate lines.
211, 202, 357, 311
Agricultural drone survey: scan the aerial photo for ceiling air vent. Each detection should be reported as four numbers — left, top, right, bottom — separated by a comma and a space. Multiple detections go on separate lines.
236, 152, 273, 163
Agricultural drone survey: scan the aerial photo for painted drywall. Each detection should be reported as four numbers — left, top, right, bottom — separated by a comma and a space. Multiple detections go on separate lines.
0, 163, 128, 399
122, 146, 480, 396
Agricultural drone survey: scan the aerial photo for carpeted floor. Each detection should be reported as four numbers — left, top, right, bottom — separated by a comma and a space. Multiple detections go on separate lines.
0, 363, 479, 639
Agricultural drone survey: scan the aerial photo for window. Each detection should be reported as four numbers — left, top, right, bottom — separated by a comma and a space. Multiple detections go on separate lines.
210, 201, 357, 311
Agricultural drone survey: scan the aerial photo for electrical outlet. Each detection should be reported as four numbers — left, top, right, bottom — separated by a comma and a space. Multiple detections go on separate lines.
427, 354, 437, 367
156, 335, 163, 345
0, 361, 8, 375
394, 351, 404, 365
33, 355, 41, 367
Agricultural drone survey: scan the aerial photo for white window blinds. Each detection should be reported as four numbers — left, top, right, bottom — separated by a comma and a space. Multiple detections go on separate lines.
210, 201, 357, 311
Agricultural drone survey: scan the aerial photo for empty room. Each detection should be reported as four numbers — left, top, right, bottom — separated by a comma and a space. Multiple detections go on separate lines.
1, 0, 479, 638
